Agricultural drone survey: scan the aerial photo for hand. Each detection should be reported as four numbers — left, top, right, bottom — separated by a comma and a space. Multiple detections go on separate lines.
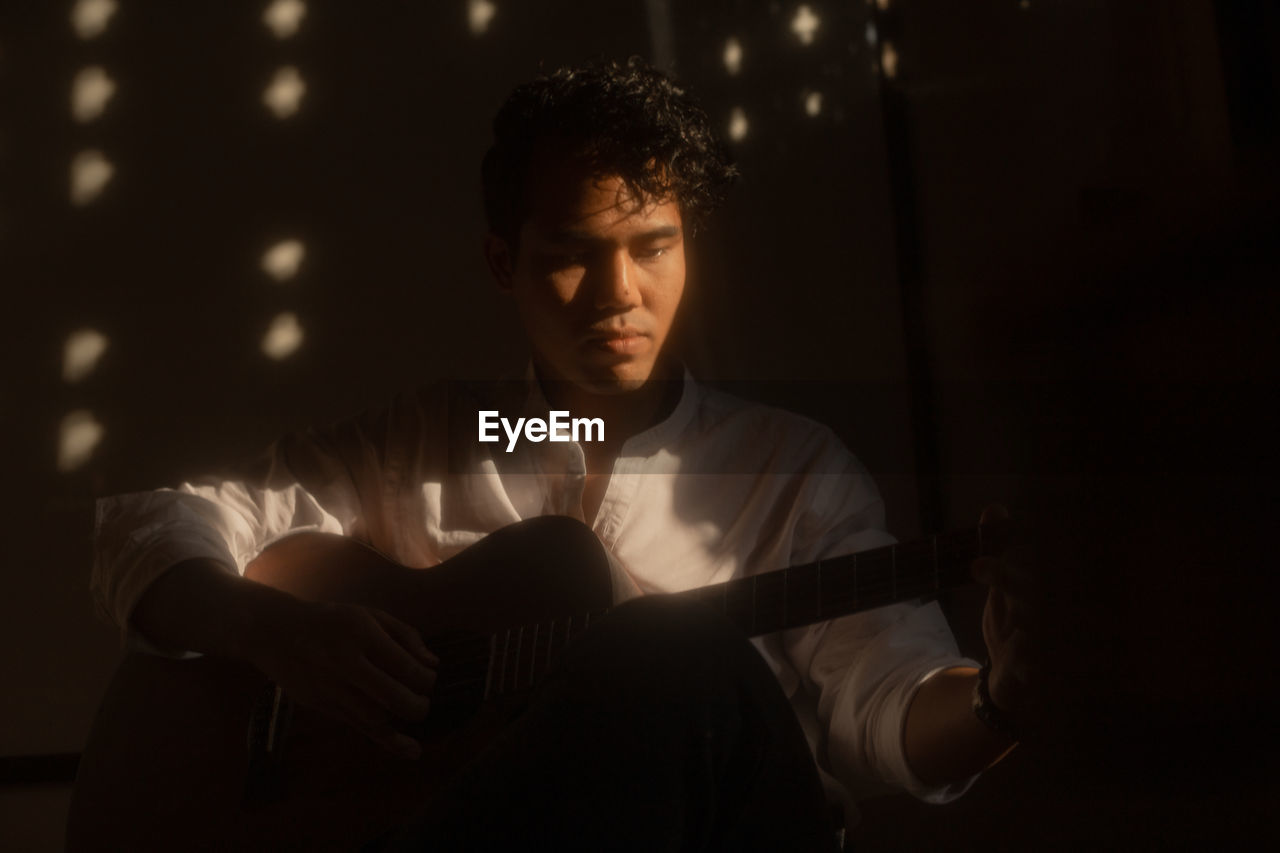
248, 598, 439, 759
971, 503, 1037, 723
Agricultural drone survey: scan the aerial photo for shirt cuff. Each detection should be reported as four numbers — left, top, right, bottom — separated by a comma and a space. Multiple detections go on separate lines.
894, 660, 984, 804
105, 530, 239, 659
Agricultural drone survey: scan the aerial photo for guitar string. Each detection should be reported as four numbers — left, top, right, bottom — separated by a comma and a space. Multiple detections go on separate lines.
424, 550, 975, 662
416, 539, 984, 700
428, 579, 965, 702
283, 543, 989, 710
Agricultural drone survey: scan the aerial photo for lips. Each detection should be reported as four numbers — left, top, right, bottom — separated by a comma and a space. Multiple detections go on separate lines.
584, 327, 649, 356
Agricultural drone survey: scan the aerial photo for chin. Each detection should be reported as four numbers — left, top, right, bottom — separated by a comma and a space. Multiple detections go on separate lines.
578, 364, 654, 395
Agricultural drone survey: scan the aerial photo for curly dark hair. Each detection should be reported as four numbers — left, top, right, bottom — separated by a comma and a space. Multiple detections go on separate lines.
482, 57, 738, 246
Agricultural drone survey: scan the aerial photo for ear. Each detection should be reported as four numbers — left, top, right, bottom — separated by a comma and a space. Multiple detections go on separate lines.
483, 233, 515, 292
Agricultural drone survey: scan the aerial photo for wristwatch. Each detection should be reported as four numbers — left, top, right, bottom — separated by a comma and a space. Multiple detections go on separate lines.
971, 660, 1021, 740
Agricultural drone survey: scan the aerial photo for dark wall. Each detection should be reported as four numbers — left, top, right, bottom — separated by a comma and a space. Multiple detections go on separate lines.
2, 0, 1275, 848
3, 0, 914, 776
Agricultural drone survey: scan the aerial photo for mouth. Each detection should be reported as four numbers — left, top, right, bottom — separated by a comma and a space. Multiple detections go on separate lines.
583, 327, 650, 356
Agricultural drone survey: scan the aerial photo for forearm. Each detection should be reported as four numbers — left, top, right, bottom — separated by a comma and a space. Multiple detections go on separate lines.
902, 666, 1018, 786
129, 558, 301, 662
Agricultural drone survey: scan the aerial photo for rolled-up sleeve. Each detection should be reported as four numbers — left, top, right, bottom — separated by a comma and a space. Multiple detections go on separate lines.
781, 437, 980, 803
91, 412, 385, 649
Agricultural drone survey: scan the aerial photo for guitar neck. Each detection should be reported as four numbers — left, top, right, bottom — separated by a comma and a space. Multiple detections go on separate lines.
677, 520, 1005, 637
476, 520, 1007, 700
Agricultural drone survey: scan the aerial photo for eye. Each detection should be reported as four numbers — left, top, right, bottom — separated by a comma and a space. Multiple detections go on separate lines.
634, 246, 667, 262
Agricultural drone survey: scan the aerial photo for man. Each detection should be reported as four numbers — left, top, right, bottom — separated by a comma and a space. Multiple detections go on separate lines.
92, 58, 1023, 849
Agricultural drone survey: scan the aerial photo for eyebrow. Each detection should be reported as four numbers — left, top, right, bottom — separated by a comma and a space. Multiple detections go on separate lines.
546, 225, 682, 244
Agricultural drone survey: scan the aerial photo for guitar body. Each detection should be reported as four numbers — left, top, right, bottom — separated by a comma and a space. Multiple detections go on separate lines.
67, 516, 615, 851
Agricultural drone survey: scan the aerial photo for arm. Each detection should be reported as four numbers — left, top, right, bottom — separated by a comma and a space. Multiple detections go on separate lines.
130, 556, 437, 759
780, 433, 993, 801
129, 556, 295, 664
94, 397, 440, 756
902, 667, 1017, 786
904, 503, 1028, 785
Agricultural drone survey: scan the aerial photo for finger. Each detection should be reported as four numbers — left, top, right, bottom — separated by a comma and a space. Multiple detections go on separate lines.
355, 655, 433, 722
982, 586, 1011, 649
971, 553, 1040, 607
992, 628, 1040, 709
1003, 627, 1038, 686
369, 609, 438, 666
365, 622, 438, 695
336, 688, 422, 760
971, 556, 997, 585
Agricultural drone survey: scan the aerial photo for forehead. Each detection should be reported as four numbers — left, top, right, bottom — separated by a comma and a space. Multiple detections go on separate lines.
520, 151, 681, 239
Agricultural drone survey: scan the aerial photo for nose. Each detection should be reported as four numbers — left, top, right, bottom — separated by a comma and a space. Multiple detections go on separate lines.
590, 249, 643, 311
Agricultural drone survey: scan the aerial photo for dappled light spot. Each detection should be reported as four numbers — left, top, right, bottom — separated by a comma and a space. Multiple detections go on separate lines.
876, 0, 893, 10
864, 20, 878, 48
72, 66, 116, 123
70, 150, 114, 206
263, 66, 306, 119
804, 91, 822, 117
723, 37, 743, 75
1020, 0, 1031, 8
791, 5, 819, 46
58, 410, 104, 472
468, 0, 496, 36
881, 41, 899, 79
71, 0, 117, 40
728, 107, 748, 142
263, 0, 307, 39
261, 239, 305, 281
63, 329, 109, 383
262, 312, 304, 360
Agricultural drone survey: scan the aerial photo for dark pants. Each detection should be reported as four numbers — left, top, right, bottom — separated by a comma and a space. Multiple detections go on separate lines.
385, 596, 839, 852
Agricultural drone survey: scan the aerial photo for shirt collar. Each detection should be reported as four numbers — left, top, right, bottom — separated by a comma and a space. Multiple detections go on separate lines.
519, 363, 699, 458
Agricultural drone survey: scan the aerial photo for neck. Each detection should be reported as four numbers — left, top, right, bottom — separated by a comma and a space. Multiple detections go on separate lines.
533, 359, 683, 473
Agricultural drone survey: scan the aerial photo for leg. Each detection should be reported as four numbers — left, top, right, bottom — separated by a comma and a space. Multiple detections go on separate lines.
385, 596, 838, 852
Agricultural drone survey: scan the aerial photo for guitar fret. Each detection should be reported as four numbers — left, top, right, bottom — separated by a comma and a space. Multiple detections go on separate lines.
497, 629, 511, 697
722, 577, 754, 633
483, 633, 497, 701
510, 626, 524, 693
545, 619, 556, 674
781, 565, 788, 628
476, 522, 1000, 699
786, 562, 820, 626
855, 549, 892, 610
752, 571, 787, 635
528, 623, 540, 686
816, 560, 822, 620
819, 556, 855, 620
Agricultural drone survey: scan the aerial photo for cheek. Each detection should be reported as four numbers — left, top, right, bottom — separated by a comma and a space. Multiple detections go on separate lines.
517, 275, 576, 321
651, 267, 685, 322
532, 269, 585, 310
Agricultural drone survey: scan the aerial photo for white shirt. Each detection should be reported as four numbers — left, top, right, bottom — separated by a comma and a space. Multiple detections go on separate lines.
92, 371, 977, 823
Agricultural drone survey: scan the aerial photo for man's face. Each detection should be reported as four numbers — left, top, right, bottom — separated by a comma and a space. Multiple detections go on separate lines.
488, 159, 686, 394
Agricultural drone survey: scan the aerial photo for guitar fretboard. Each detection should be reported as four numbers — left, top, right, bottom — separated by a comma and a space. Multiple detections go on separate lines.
432, 521, 1005, 704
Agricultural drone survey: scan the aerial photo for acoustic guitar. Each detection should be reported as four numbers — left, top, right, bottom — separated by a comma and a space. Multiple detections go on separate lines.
67, 515, 1004, 850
